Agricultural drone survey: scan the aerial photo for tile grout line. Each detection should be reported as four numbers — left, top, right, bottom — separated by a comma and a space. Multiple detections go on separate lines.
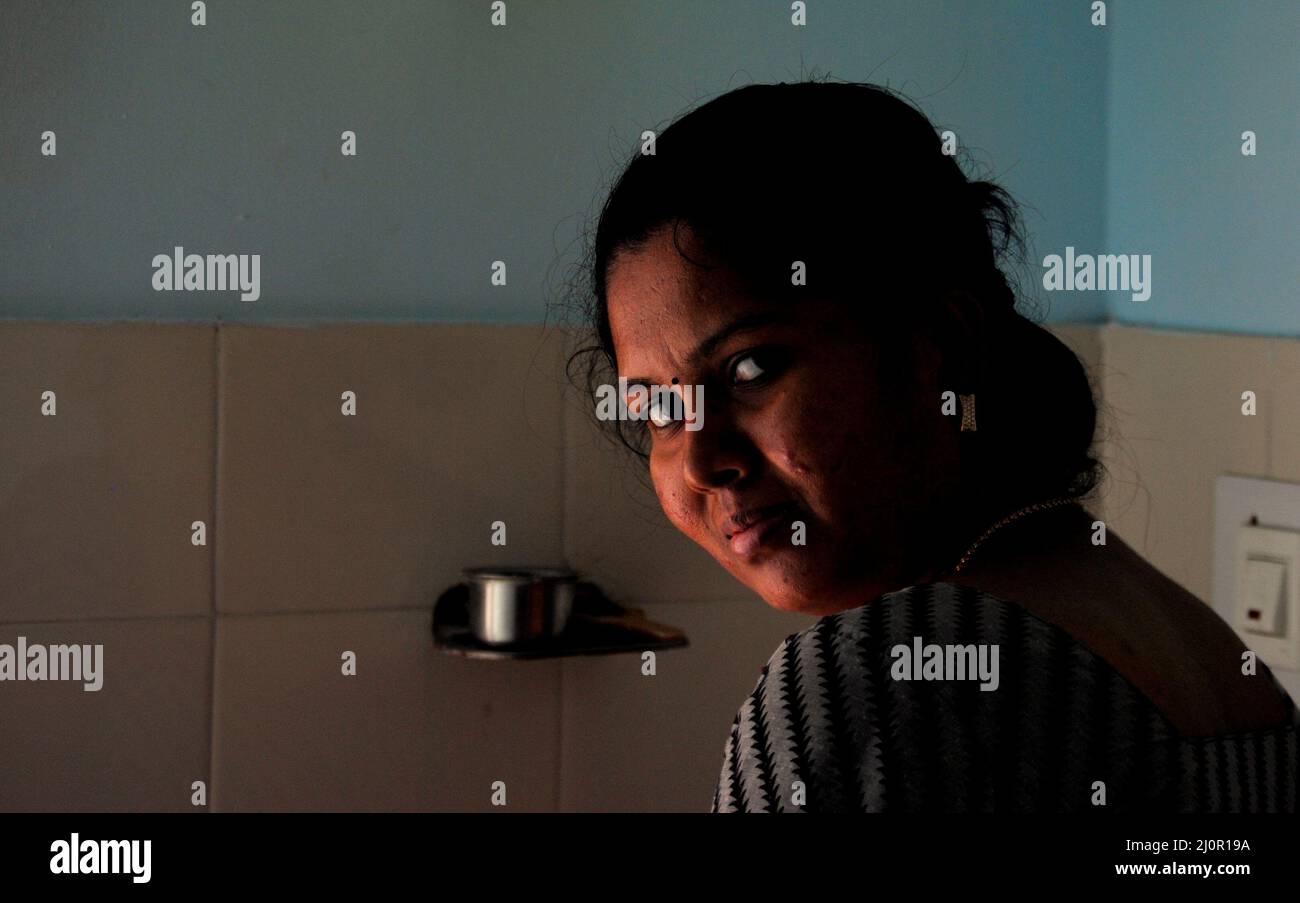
1265, 338, 1275, 478
556, 656, 564, 812
207, 321, 222, 812
0, 605, 446, 628
555, 341, 568, 813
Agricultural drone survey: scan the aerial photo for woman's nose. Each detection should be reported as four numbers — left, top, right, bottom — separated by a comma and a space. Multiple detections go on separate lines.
681, 410, 755, 491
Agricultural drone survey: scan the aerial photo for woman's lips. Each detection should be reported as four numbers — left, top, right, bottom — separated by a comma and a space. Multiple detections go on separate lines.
726, 503, 798, 558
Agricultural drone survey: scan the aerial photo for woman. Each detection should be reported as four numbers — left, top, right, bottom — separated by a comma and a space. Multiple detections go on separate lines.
570, 80, 1299, 812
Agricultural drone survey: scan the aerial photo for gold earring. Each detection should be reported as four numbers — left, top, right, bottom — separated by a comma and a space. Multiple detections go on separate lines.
959, 393, 977, 431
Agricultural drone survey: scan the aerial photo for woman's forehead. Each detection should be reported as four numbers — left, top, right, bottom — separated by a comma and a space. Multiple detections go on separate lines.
608, 230, 768, 327
608, 255, 774, 374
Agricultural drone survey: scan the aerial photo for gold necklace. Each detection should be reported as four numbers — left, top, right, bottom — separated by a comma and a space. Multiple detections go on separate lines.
951, 497, 1077, 575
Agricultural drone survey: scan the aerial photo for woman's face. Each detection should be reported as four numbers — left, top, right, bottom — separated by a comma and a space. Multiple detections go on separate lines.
606, 227, 963, 616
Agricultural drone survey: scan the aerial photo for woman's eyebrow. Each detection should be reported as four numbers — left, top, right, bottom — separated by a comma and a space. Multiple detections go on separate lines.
621, 311, 790, 385
685, 312, 789, 367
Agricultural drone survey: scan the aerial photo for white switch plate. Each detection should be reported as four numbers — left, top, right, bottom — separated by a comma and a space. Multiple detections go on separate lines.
1234, 526, 1300, 667
1214, 475, 1300, 672
1240, 557, 1287, 636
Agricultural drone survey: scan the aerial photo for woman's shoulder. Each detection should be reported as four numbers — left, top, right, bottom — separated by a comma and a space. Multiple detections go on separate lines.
714, 582, 1170, 812
774, 581, 1298, 737
768, 580, 1070, 673
948, 538, 1298, 736
777, 580, 1295, 724
750, 581, 1059, 694
715, 580, 1300, 812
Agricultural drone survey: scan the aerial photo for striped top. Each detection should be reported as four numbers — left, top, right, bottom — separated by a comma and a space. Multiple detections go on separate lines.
712, 581, 1300, 813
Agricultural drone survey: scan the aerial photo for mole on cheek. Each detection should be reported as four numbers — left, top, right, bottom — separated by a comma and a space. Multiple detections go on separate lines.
775, 451, 812, 476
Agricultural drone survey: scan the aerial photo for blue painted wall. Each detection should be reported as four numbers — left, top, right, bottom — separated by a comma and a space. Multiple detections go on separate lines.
1106, 0, 1298, 336
1, 1, 1112, 323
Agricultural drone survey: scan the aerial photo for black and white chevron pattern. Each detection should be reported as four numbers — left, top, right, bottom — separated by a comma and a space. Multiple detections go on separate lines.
712, 581, 1300, 813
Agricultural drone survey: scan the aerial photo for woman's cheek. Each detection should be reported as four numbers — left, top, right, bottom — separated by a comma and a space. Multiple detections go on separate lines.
769, 438, 814, 477
764, 382, 843, 468
649, 454, 707, 539
754, 406, 823, 478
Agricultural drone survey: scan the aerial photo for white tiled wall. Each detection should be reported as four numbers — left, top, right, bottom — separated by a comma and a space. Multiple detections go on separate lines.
0, 324, 216, 623
1, 320, 1297, 810
1094, 324, 1287, 600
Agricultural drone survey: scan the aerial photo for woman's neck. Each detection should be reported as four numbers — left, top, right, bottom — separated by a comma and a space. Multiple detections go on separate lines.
936, 500, 1097, 587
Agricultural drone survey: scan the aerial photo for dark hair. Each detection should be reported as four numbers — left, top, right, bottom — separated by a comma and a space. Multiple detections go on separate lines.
566, 79, 1101, 509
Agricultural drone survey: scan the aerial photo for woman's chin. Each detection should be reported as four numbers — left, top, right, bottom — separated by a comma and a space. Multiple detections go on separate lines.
703, 542, 863, 615
739, 559, 892, 617
741, 562, 848, 616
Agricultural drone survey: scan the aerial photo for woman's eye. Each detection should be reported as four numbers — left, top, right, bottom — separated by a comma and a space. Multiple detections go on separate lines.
734, 355, 764, 382
732, 351, 779, 384
643, 390, 683, 433
648, 398, 675, 428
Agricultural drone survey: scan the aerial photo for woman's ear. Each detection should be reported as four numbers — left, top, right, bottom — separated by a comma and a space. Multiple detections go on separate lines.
936, 289, 987, 390
939, 288, 986, 340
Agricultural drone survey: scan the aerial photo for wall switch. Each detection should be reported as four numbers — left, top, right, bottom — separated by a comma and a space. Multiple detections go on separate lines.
1233, 524, 1300, 670
1240, 558, 1286, 636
